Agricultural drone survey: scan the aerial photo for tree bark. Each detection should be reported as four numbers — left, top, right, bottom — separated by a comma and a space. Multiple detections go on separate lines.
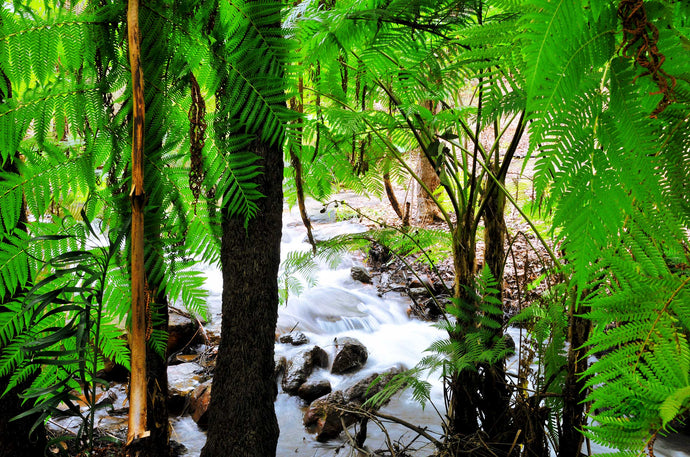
145, 294, 169, 457
447, 220, 480, 436
479, 141, 510, 441
200, 136, 283, 457
560, 292, 591, 457
126, 0, 148, 448
414, 147, 441, 224
413, 100, 441, 224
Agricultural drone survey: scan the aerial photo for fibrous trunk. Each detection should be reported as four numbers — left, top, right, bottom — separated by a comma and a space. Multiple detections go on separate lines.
200, 137, 283, 457
448, 221, 479, 436
560, 293, 591, 457
480, 159, 511, 441
145, 292, 169, 457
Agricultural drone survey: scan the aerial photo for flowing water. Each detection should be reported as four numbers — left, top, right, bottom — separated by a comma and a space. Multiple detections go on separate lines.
169, 205, 448, 456
168, 203, 690, 457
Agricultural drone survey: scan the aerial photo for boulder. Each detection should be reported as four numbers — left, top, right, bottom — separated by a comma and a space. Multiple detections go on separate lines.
168, 312, 204, 357
167, 362, 204, 414
279, 331, 309, 346
282, 346, 329, 395
297, 379, 332, 403
331, 337, 368, 374
274, 355, 287, 387
350, 266, 372, 284
303, 367, 405, 442
343, 368, 402, 404
189, 380, 212, 428
302, 391, 356, 442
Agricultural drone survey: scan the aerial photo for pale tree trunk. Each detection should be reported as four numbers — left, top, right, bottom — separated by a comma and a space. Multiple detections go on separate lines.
126, 0, 148, 450
414, 148, 441, 224
413, 100, 441, 224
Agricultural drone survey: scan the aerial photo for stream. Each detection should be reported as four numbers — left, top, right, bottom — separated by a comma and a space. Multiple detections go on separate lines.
171, 203, 449, 456
75, 197, 689, 456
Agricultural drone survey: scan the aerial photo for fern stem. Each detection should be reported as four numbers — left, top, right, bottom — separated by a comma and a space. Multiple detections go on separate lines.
444, 135, 561, 269
632, 275, 690, 375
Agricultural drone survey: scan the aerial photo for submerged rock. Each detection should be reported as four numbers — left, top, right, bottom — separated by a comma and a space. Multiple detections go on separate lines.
331, 337, 368, 374
282, 346, 329, 395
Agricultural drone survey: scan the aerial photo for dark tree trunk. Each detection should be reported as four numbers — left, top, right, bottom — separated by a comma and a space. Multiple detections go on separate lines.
289, 77, 316, 253
560, 292, 591, 457
145, 294, 169, 457
479, 153, 511, 442
448, 220, 480, 437
383, 172, 409, 226
200, 136, 283, 457
0, 75, 47, 457
0, 376, 47, 457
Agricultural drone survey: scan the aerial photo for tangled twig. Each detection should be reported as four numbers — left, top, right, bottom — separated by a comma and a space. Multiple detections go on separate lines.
617, 0, 676, 117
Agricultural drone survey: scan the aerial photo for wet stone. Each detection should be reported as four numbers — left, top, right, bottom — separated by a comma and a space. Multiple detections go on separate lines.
168, 362, 204, 414
350, 266, 372, 284
331, 337, 368, 374
189, 380, 212, 428
279, 331, 309, 346
282, 346, 329, 395
297, 379, 332, 403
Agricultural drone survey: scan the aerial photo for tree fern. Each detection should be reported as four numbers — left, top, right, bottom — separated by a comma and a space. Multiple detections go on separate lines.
522, 0, 690, 453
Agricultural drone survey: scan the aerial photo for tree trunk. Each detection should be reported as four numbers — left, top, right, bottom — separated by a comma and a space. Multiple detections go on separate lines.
200, 136, 283, 457
145, 293, 169, 457
126, 0, 148, 448
479, 153, 511, 441
289, 77, 316, 253
447, 220, 480, 437
413, 100, 441, 224
560, 292, 591, 457
413, 147, 441, 224
0, 376, 47, 457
